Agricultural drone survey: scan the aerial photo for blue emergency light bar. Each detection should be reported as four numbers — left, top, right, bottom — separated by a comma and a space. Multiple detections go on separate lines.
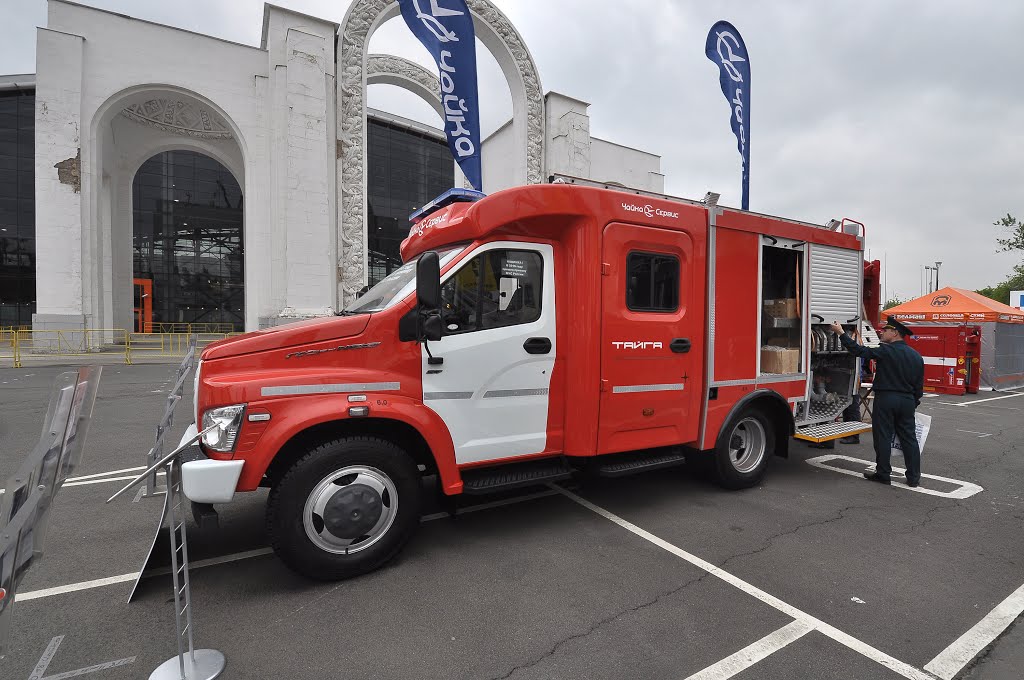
409, 188, 486, 224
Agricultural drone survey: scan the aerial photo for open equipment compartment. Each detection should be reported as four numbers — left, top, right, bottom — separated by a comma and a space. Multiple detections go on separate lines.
759, 240, 804, 375
795, 241, 865, 426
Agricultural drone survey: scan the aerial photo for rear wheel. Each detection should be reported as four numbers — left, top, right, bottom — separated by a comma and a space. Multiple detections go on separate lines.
712, 408, 774, 489
267, 437, 422, 580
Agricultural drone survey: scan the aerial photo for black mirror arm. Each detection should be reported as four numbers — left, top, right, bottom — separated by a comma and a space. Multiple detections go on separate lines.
424, 340, 443, 366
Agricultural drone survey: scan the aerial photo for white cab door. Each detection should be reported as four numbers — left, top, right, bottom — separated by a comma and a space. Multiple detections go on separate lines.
422, 242, 556, 464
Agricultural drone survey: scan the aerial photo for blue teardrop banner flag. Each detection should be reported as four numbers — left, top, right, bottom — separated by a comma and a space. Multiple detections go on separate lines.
705, 21, 751, 211
399, 0, 482, 191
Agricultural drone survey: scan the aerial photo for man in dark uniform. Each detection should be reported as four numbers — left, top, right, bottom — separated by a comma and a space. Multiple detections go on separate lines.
830, 317, 925, 487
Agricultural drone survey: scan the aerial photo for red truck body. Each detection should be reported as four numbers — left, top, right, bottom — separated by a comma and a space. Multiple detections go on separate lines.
185, 179, 868, 579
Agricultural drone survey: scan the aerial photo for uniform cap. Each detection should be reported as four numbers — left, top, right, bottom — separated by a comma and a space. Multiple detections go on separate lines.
883, 317, 914, 337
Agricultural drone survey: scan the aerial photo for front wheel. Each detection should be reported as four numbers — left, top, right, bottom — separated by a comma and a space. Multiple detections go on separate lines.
712, 409, 774, 489
267, 437, 422, 580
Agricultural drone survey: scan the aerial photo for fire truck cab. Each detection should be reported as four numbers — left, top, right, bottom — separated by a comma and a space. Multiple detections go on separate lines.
182, 177, 870, 580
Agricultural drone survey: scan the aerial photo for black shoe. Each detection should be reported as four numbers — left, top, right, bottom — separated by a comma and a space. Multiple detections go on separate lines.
809, 441, 835, 449
840, 435, 860, 444
907, 479, 920, 488
863, 471, 891, 485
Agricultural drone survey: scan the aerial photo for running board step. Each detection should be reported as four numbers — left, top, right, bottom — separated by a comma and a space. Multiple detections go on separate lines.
794, 421, 872, 444
595, 449, 688, 478
461, 457, 574, 495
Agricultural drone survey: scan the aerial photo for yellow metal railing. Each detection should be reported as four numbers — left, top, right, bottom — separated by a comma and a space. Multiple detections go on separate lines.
142, 322, 236, 334
124, 332, 238, 365
10, 329, 128, 368
3, 329, 241, 368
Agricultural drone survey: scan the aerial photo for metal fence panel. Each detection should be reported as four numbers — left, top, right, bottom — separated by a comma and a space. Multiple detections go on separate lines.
0, 367, 102, 657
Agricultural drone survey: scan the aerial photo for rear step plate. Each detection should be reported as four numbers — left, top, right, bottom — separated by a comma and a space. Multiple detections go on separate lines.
596, 449, 687, 478
794, 421, 872, 443
461, 457, 574, 495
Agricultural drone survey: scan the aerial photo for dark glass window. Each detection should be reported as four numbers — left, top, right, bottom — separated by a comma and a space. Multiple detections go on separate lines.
132, 151, 244, 330
626, 252, 679, 312
439, 249, 543, 334
0, 89, 34, 327
366, 118, 454, 286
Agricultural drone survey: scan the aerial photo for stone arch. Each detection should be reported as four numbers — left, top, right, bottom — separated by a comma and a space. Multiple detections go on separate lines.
367, 54, 443, 120
87, 85, 248, 332
337, 0, 545, 302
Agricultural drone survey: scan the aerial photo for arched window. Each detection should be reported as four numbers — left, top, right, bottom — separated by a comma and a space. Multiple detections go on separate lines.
132, 151, 244, 331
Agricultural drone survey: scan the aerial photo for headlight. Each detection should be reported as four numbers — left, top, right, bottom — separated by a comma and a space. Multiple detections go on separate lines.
201, 404, 245, 452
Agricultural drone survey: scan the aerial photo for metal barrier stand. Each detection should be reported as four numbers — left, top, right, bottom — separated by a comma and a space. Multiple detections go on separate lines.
148, 461, 224, 680
106, 335, 225, 680
0, 367, 103, 658
143, 336, 198, 498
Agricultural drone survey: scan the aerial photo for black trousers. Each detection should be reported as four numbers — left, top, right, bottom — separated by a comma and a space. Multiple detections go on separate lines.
871, 391, 921, 483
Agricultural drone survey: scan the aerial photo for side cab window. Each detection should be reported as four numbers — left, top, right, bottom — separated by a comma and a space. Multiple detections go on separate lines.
440, 249, 543, 334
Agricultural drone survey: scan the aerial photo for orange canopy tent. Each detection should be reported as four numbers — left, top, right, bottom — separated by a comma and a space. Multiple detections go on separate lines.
885, 287, 1024, 324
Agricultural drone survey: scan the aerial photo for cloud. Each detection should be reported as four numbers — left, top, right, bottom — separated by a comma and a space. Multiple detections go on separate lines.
5, 0, 1023, 301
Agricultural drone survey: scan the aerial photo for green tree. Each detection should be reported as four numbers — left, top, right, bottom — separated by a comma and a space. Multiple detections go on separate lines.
994, 214, 1024, 252
883, 296, 905, 310
976, 214, 1024, 305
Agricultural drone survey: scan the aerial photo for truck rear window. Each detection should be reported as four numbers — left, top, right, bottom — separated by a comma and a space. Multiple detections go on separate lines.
626, 252, 679, 312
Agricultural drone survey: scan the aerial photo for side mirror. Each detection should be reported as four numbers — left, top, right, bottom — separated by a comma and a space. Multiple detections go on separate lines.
416, 251, 441, 311
421, 313, 442, 342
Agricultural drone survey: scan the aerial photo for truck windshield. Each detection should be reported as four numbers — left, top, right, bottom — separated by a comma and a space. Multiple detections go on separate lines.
344, 247, 465, 315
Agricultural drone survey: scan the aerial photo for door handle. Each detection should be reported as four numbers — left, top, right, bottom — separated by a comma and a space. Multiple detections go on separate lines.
670, 338, 691, 354
523, 337, 552, 354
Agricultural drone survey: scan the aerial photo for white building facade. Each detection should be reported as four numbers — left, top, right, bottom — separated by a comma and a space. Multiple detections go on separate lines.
29, 0, 664, 332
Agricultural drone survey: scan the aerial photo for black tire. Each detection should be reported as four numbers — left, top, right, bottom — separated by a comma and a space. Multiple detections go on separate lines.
712, 408, 775, 490
266, 436, 422, 581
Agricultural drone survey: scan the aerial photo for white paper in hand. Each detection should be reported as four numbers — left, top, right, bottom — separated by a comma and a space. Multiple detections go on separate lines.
892, 412, 931, 453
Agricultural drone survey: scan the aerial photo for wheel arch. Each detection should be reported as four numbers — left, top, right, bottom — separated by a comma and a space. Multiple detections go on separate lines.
265, 417, 439, 489
716, 389, 794, 459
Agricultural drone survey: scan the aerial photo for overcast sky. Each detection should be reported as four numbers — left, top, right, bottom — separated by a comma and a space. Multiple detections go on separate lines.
2, 0, 1022, 302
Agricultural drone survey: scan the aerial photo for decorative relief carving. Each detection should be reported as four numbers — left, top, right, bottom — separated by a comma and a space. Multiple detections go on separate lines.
338, 0, 389, 304
337, 0, 545, 303
367, 54, 440, 100
121, 99, 232, 139
465, 0, 544, 185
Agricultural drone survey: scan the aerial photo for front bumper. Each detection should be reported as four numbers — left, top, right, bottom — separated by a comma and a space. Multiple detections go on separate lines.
178, 422, 244, 504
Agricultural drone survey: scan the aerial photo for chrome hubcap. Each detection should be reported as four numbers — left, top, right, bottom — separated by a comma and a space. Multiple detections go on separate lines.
303, 466, 397, 554
728, 417, 766, 473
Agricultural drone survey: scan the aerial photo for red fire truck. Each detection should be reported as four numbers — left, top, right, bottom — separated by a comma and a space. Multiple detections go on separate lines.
180, 177, 871, 580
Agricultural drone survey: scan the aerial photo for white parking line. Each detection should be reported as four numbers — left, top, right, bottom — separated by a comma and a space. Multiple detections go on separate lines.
554, 486, 934, 680
63, 474, 161, 489
66, 466, 147, 482
683, 620, 814, 680
18, 574, 140, 602
805, 454, 984, 499
15, 491, 560, 603
956, 429, 993, 438
0, 467, 154, 495
937, 391, 1024, 407
925, 582, 1024, 679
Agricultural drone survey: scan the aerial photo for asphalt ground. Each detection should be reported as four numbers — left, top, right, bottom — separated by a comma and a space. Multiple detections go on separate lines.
0, 363, 1022, 679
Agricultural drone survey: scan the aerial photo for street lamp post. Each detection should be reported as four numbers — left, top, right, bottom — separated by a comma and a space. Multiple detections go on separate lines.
934, 261, 942, 290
